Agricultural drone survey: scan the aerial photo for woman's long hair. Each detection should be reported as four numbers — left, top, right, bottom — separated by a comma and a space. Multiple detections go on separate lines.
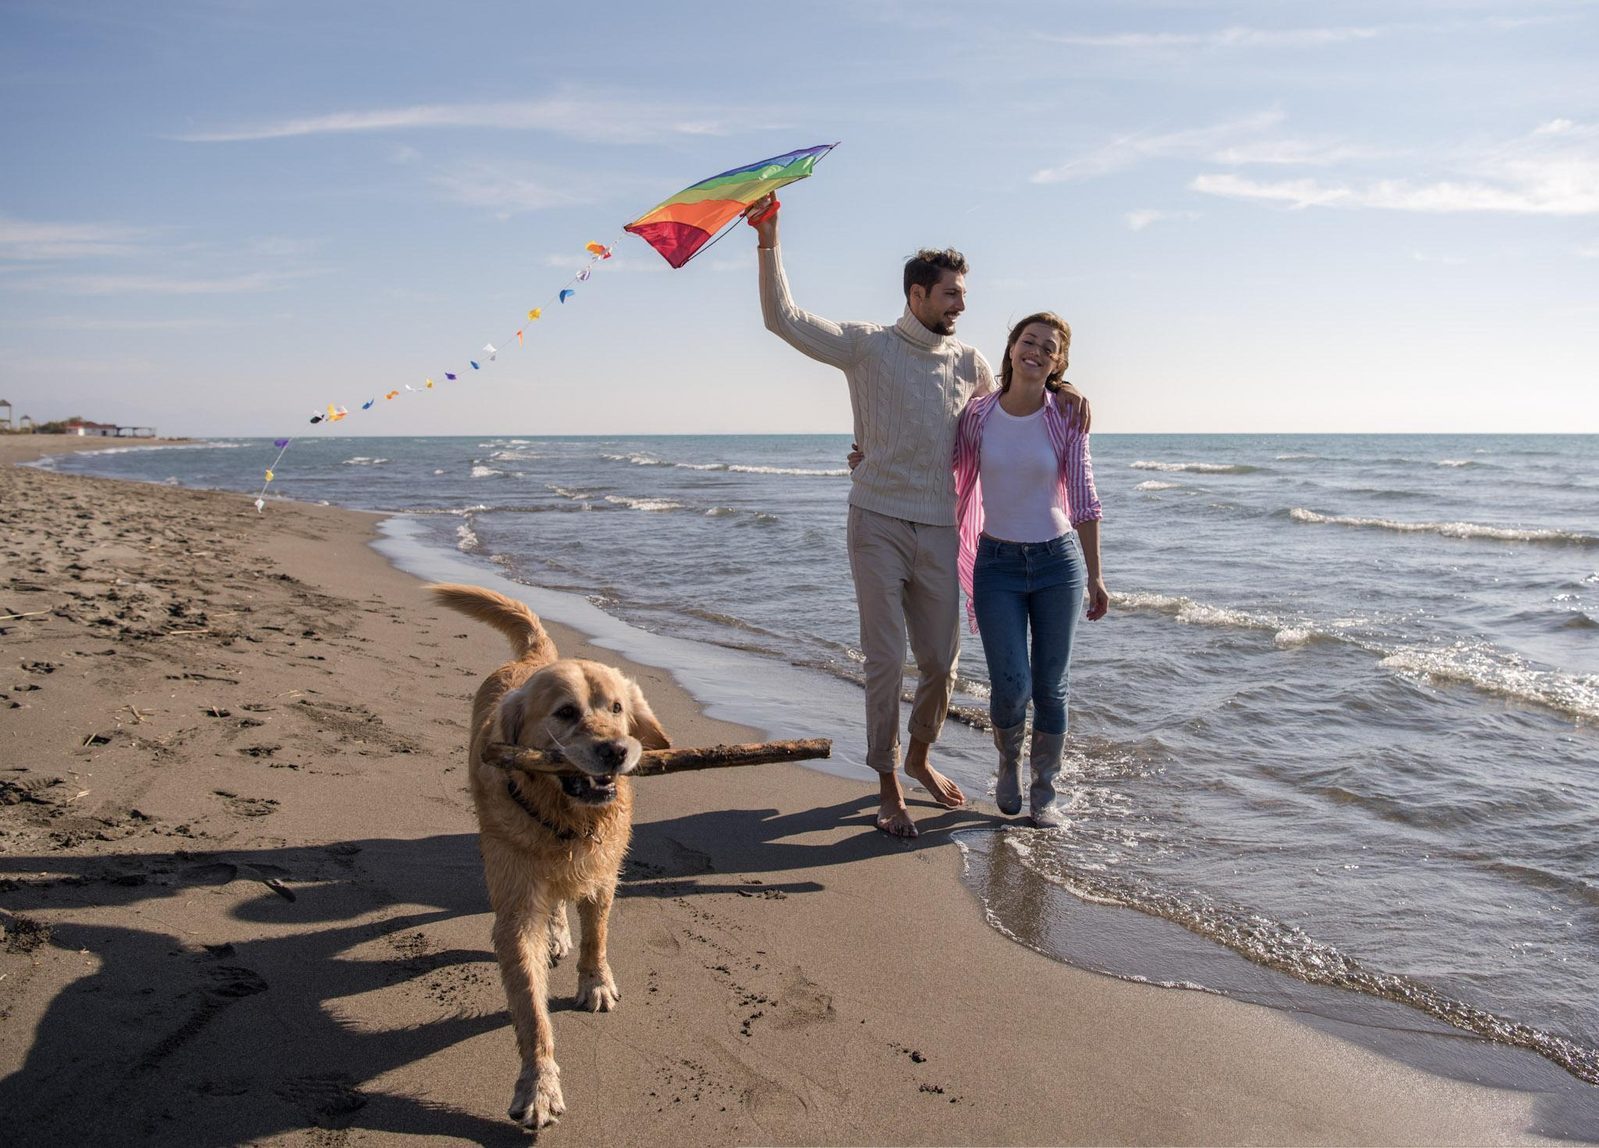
998, 311, 1072, 394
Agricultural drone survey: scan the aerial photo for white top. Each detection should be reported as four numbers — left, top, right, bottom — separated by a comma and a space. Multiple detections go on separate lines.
759, 246, 994, 526
978, 403, 1071, 542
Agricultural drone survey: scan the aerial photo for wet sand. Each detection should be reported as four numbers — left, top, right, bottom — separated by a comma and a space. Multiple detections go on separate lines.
0, 434, 1574, 1144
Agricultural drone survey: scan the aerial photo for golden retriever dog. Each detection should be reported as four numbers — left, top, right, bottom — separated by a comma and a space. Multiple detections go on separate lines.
427, 583, 670, 1130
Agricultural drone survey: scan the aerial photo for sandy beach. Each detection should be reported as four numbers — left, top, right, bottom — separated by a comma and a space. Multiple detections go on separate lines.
0, 434, 1585, 1145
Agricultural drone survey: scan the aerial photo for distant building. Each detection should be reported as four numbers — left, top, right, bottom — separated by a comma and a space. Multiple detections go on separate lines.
64, 420, 119, 437
0, 399, 11, 430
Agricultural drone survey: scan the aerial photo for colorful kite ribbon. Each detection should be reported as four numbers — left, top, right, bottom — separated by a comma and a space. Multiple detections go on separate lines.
254, 144, 838, 512
624, 143, 837, 268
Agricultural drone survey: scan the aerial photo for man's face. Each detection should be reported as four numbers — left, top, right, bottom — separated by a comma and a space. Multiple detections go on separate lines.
908, 270, 966, 336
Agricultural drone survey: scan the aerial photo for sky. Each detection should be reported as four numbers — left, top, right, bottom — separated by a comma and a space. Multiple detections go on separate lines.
2, 0, 1596, 437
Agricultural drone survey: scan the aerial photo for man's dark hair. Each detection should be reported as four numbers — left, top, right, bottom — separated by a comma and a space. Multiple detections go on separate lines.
903, 248, 968, 299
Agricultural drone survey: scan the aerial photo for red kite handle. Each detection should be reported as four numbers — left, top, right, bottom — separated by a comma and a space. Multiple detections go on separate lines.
745, 196, 781, 227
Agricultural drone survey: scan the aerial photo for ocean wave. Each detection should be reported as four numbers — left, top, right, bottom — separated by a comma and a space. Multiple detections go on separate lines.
1112, 591, 1338, 648
1134, 480, 1182, 491
729, 464, 850, 477
1115, 589, 1596, 722
1274, 452, 1321, 461
603, 494, 683, 512
1131, 460, 1261, 475
455, 522, 479, 553
489, 449, 543, 462
601, 452, 846, 478
341, 456, 388, 466
1290, 508, 1598, 546
1380, 644, 1599, 723
469, 465, 503, 479
961, 833, 1599, 1086
546, 484, 594, 502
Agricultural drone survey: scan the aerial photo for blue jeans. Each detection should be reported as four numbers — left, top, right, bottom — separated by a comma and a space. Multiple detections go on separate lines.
972, 533, 1086, 736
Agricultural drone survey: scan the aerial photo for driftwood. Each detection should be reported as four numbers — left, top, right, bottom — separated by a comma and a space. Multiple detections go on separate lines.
484, 738, 831, 778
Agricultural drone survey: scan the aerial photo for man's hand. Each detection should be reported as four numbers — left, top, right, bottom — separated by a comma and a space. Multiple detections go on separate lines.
1055, 383, 1092, 434
745, 193, 779, 249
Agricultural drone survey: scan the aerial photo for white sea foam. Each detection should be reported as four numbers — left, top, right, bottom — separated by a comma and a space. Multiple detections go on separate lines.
341, 456, 388, 466
1114, 591, 1279, 632
455, 522, 479, 552
545, 485, 597, 508
1131, 460, 1259, 475
603, 494, 683, 512
489, 449, 542, 462
1134, 480, 1182, 491
1381, 644, 1599, 722
603, 452, 846, 478
1113, 591, 1355, 651
469, 465, 502, 479
1275, 452, 1320, 461
1437, 458, 1474, 467
728, 464, 849, 477
1290, 507, 1596, 546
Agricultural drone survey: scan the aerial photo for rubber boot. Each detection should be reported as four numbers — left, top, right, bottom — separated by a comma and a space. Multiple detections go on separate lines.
991, 721, 1027, 816
1028, 730, 1068, 829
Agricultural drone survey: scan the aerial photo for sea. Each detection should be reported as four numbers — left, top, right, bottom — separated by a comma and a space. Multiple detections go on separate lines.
40, 432, 1599, 1115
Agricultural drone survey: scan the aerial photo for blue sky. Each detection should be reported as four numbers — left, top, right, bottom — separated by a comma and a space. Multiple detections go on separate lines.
2, 0, 1596, 436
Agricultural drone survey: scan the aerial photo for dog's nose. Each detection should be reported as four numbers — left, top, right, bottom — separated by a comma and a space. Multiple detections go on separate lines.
597, 740, 629, 769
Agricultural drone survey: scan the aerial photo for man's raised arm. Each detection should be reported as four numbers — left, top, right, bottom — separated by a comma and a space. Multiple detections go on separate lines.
747, 194, 860, 370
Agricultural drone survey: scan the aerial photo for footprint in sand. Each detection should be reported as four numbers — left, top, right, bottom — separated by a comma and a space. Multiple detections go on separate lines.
212, 790, 279, 817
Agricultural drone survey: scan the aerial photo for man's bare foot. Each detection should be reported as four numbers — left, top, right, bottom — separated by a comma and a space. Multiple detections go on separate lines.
875, 773, 918, 838
875, 800, 918, 838
903, 738, 966, 809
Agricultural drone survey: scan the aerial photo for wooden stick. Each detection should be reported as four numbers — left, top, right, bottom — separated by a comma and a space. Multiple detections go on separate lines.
484, 738, 831, 778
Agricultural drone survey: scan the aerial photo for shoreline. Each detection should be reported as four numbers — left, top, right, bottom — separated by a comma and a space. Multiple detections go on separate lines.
1, 434, 1590, 1143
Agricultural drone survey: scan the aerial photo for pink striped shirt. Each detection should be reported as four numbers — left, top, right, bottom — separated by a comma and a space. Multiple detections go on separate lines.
954, 389, 1102, 631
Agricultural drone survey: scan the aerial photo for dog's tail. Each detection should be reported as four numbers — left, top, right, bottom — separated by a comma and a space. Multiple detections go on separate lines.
426, 583, 551, 662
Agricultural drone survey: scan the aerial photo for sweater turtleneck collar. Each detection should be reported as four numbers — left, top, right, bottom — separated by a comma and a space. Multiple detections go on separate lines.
894, 306, 954, 351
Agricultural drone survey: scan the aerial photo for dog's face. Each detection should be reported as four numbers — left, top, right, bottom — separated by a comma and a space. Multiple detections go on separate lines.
497, 659, 669, 805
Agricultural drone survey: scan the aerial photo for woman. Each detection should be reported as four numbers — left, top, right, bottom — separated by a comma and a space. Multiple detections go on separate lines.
954, 312, 1109, 827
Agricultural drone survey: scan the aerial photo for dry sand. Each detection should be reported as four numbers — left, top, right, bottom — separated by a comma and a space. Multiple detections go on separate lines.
0, 434, 1584, 1145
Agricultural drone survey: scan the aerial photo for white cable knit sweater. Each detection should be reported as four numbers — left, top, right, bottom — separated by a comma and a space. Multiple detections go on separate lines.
759, 245, 995, 527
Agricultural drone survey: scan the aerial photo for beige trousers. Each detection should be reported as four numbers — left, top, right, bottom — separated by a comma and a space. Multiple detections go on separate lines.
846, 505, 961, 773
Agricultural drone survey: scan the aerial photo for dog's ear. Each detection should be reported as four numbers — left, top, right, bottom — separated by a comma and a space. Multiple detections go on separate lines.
626, 680, 671, 749
497, 687, 528, 745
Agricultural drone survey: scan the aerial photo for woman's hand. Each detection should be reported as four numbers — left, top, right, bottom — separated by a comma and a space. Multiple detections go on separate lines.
1085, 577, 1110, 621
847, 442, 863, 471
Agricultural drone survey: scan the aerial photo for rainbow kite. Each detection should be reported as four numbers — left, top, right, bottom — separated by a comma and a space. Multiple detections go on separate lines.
624, 143, 837, 269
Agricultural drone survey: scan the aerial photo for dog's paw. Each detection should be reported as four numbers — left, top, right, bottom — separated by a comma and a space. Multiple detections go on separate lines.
576, 967, 620, 1012
509, 1063, 565, 1129
547, 924, 573, 967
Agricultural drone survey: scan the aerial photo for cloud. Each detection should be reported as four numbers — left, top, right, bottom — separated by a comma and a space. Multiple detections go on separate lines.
1050, 25, 1381, 49
34, 270, 304, 296
1210, 139, 1381, 166
175, 91, 764, 145
1193, 120, 1599, 215
2, 315, 225, 331
0, 216, 150, 261
430, 163, 587, 216
1124, 209, 1199, 231
1032, 110, 1284, 183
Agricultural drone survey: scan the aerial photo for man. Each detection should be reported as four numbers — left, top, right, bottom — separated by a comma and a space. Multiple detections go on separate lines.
746, 193, 1087, 837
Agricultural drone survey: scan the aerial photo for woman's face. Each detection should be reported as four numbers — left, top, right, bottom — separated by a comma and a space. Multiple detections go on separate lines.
1008, 322, 1065, 384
